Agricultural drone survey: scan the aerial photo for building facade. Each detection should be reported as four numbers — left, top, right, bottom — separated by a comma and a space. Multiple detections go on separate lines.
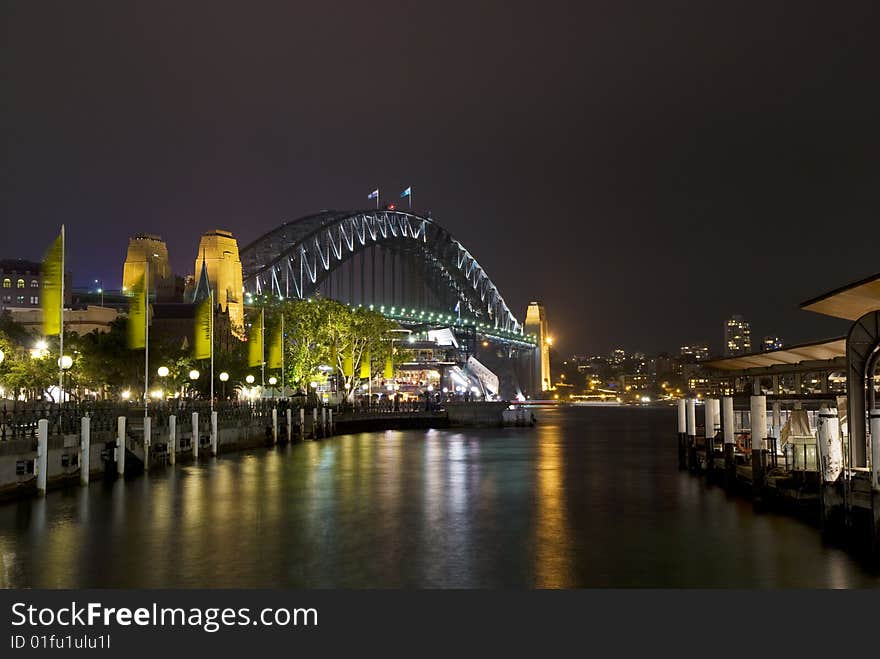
724, 314, 751, 356
187, 230, 244, 335
0, 259, 71, 312
122, 234, 175, 302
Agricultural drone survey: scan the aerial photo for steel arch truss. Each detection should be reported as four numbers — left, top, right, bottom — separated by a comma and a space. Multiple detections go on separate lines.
239, 210, 523, 333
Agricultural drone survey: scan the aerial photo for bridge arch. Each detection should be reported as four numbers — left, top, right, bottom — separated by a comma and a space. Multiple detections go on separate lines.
239, 210, 523, 333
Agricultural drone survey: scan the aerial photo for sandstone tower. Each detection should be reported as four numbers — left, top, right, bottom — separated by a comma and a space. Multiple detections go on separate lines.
190, 230, 244, 335
122, 234, 175, 301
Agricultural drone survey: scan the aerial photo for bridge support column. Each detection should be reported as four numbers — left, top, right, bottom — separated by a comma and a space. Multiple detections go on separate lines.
117, 416, 126, 477
191, 412, 199, 460
750, 395, 767, 507
211, 411, 218, 456
272, 408, 278, 445
80, 416, 90, 486
722, 397, 736, 492
168, 415, 176, 465
676, 399, 687, 470
286, 408, 292, 443
37, 418, 48, 496
686, 398, 696, 471
143, 416, 151, 472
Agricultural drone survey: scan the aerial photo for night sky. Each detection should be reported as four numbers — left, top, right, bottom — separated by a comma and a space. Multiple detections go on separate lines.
3, 1, 878, 356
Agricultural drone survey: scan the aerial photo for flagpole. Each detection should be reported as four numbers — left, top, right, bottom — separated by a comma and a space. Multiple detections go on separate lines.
409, 188, 412, 209
376, 188, 380, 209
280, 313, 285, 399
144, 260, 149, 418
261, 308, 265, 388
210, 288, 214, 411
58, 225, 65, 403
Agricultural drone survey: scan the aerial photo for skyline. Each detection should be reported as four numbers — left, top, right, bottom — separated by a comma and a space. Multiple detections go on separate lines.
4, 1, 877, 354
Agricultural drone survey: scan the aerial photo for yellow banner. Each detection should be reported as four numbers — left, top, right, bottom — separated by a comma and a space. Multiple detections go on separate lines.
248, 309, 263, 368
127, 274, 146, 349
267, 320, 283, 369
194, 295, 212, 360
41, 231, 63, 336
342, 346, 353, 378
359, 350, 370, 379
384, 354, 393, 380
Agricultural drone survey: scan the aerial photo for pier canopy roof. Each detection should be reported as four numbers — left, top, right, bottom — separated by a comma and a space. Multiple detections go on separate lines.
706, 338, 846, 372
800, 272, 880, 320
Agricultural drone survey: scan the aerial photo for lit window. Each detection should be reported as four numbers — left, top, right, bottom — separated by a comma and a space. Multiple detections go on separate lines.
16, 279, 25, 288
30, 296, 39, 304
16, 295, 24, 304
2, 278, 9, 288
31, 280, 38, 288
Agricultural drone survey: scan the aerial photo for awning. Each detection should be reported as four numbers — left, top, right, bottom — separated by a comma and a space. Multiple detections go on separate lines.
706, 338, 846, 371
801, 271, 880, 321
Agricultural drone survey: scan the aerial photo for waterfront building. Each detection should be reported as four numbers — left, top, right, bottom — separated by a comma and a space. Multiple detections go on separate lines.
724, 314, 751, 356
680, 344, 709, 361
0, 259, 71, 312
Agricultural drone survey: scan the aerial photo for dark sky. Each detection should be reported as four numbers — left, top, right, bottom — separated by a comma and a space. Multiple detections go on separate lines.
3, 1, 878, 356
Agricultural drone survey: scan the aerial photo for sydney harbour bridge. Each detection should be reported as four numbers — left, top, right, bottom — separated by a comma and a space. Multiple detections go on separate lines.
238, 209, 547, 399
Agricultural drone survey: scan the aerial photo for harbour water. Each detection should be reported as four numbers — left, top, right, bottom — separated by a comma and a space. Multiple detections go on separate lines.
1, 406, 877, 588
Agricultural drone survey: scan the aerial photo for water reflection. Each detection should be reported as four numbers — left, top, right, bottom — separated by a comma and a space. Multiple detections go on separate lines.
0, 407, 878, 588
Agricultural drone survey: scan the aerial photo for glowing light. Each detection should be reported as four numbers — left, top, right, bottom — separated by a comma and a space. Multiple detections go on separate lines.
310, 381, 318, 388
219, 372, 229, 382
151, 389, 163, 400
121, 390, 131, 400
268, 376, 278, 386
59, 355, 73, 369
189, 369, 200, 380
157, 366, 169, 377
245, 374, 255, 384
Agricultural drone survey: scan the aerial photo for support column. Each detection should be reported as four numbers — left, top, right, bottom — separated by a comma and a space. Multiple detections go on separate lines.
169, 414, 176, 465
117, 416, 126, 477
80, 416, 90, 486
211, 411, 218, 456
313, 408, 319, 439
750, 395, 767, 505
37, 418, 48, 496
321, 407, 327, 437
286, 408, 292, 443
272, 408, 278, 445
328, 408, 333, 436
192, 412, 199, 459
722, 396, 736, 491
300, 408, 305, 440
143, 416, 151, 472
705, 398, 717, 478
677, 399, 687, 470
870, 409, 880, 555
686, 398, 696, 471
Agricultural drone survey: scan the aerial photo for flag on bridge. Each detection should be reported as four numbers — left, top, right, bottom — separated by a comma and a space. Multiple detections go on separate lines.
400, 186, 412, 208
367, 189, 379, 199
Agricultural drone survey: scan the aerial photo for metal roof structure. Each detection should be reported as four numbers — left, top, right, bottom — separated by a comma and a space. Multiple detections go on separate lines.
800, 271, 880, 321
705, 337, 846, 372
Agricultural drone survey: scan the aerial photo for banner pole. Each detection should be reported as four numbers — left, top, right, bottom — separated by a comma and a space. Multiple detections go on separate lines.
210, 288, 214, 411
144, 260, 149, 418
58, 225, 65, 403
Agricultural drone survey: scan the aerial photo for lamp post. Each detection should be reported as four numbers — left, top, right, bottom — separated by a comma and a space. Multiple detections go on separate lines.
94, 279, 104, 307
189, 369, 200, 399
219, 371, 229, 400
58, 355, 73, 403
269, 376, 277, 400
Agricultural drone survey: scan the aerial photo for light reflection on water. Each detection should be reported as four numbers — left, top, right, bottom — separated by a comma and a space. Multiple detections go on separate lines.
0, 407, 878, 588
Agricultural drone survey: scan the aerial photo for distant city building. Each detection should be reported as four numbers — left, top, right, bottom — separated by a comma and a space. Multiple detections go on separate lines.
724, 314, 751, 356
680, 344, 709, 361
185, 230, 245, 336
524, 301, 551, 394
0, 259, 71, 312
122, 234, 175, 302
762, 335, 784, 351
610, 348, 626, 364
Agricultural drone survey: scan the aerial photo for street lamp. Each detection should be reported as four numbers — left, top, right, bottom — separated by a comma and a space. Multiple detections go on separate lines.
157, 366, 169, 378
245, 374, 255, 384
189, 369, 200, 400
268, 376, 277, 400
219, 371, 229, 399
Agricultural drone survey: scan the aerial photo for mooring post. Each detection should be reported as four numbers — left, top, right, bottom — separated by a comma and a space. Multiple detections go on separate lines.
705, 398, 718, 479
313, 407, 319, 439
300, 408, 305, 440
192, 411, 199, 460
117, 416, 126, 477
272, 407, 278, 445
722, 396, 735, 492
750, 395, 767, 506
80, 416, 90, 487
168, 414, 176, 465
211, 410, 218, 456
817, 405, 842, 531
328, 408, 333, 436
286, 408, 292, 443
677, 399, 687, 469
37, 418, 48, 496
143, 416, 151, 472
686, 398, 697, 471
321, 407, 327, 437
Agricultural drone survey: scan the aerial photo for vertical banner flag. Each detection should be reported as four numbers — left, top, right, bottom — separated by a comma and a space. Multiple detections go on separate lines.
384, 354, 394, 380
367, 189, 379, 200
359, 349, 371, 379
267, 319, 283, 369
194, 295, 212, 360
330, 340, 338, 370
127, 275, 146, 349
400, 186, 411, 198
248, 309, 264, 368
41, 231, 63, 336
342, 346, 354, 378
